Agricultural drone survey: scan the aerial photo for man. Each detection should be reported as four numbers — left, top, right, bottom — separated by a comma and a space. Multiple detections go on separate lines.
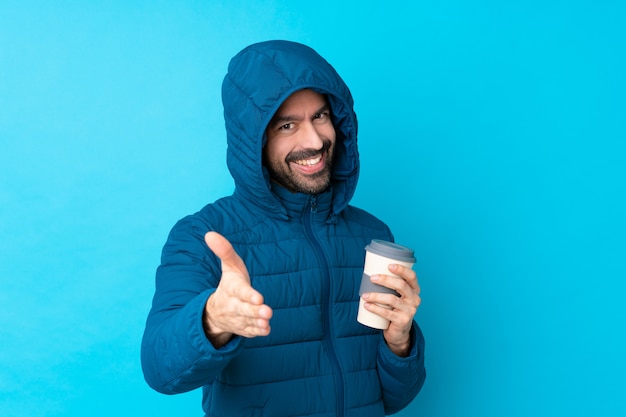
141, 40, 426, 416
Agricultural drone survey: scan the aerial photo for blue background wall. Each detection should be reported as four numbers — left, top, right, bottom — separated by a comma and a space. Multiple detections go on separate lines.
1, 1, 625, 416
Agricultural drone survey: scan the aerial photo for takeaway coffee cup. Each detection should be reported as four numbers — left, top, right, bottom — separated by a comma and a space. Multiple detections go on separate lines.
357, 240, 416, 330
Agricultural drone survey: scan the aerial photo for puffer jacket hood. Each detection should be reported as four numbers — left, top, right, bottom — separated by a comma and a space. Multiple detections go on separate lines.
221, 40, 359, 219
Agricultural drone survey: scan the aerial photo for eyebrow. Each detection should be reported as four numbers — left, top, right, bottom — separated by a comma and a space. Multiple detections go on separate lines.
268, 104, 331, 129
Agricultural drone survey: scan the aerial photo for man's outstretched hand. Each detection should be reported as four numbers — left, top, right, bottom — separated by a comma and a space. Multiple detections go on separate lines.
203, 231, 273, 348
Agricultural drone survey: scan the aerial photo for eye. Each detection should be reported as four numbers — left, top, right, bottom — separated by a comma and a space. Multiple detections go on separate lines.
314, 110, 330, 121
279, 122, 295, 130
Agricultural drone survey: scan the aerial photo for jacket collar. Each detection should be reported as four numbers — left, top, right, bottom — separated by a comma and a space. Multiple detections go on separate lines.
270, 182, 334, 222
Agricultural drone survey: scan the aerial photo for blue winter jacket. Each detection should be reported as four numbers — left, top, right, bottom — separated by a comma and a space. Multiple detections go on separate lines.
141, 40, 425, 417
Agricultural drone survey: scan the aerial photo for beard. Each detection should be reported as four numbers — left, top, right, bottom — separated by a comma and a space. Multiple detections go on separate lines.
265, 140, 334, 195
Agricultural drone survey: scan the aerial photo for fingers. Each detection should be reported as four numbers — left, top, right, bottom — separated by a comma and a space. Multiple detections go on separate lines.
230, 303, 273, 337
205, 289, 273, 340
362, 264, 421, 324
366, 267, 419, 298
205, 231, 259, 304
389, 263, 419, 292
226, 307, 271, 337
231, 280, 264, 305
210, 281, 272, 337
232, 298, 273, 321
205, 231, 248, 275
362, 297, 415, 329
363, 291, 420, 317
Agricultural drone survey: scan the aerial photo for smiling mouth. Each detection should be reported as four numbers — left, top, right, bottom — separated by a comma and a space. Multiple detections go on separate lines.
293, 155, 323, 166
286, 140, 332, 167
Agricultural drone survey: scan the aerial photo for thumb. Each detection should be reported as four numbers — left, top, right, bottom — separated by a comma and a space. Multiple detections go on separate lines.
205, 231, 248, 276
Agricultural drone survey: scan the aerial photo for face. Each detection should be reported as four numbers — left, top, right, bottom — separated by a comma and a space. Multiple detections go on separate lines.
264, 89, 336, 194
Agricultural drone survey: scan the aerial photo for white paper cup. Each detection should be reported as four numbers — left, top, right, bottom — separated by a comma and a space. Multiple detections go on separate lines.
357, 240, 416, 330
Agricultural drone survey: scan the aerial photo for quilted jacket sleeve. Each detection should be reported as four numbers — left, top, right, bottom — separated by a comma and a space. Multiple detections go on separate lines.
140, 216, 243, 394
377, 321, 426, 414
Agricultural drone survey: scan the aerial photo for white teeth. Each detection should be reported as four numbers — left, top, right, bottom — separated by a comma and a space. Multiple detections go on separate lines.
294, 155, 322, 166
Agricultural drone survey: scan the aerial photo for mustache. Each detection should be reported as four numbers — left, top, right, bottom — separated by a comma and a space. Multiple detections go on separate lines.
285, 140, 332, 163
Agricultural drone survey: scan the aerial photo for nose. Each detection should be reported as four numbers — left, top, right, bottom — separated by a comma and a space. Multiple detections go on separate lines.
299, 121, 325, 150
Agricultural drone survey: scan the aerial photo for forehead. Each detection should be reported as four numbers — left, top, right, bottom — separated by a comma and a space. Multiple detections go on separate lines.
273, 89, 328, 115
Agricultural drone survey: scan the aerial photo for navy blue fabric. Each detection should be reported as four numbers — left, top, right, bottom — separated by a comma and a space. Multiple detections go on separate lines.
141, 40, 425, 417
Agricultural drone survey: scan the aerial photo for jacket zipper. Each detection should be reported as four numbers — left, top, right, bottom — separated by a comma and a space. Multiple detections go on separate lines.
304, 196, 345, 417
